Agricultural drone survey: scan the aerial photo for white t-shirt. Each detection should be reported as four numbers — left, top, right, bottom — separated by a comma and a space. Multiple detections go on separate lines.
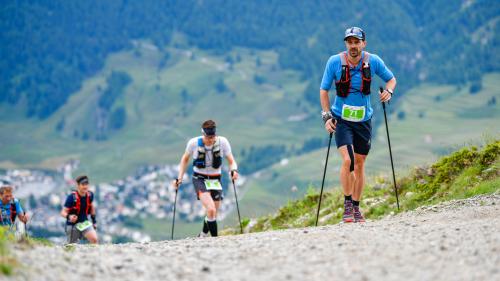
185, 136, 233, 175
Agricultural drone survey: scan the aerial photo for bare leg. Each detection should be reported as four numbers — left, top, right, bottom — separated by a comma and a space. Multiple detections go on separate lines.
84, 228, 98, 244
352, 153, 367, 201
338, 145, 355, 196
214, 200, 221, 215
199, 192, 217, 220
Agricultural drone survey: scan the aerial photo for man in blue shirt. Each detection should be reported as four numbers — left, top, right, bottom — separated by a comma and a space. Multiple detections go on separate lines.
60, 175, 98, 244
320, 27, 397, 223
0, 185, 28, 226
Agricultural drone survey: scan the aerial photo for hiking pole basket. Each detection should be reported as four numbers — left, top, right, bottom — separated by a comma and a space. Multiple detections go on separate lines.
315, 132, 333, 226
380, 87, 400, 210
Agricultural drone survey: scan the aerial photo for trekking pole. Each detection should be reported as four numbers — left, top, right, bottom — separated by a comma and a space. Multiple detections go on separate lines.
315, 132, 333, 226
231, 171, 243, 234
171, 180, 179, 240
23, 212, 28, 238
380, 87, 400, 211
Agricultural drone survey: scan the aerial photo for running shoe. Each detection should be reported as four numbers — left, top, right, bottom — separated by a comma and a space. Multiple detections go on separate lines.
197, 231, 209, 238
353, 206, 365, 223
343, 200, 354, 223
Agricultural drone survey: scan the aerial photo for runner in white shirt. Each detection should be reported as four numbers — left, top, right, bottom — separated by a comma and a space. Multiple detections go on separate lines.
173, 120, 239, 237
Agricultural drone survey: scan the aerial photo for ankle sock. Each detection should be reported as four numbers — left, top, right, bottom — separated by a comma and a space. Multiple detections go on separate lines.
344, 195, 352, 202
353, 200, 360, 207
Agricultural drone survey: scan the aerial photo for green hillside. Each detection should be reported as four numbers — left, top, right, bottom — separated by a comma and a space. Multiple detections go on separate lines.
223, 140, 500, 234
2, 1, 498, 118
0, 40, 321, 181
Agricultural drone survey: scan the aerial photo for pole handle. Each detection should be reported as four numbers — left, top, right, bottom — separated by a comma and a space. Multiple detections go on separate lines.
380, 86, 389, 107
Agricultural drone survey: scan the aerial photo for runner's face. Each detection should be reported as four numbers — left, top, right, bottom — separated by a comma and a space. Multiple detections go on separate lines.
77, 183, 89, 193
344, 37, 366, 58
1, 192, 12, 203
203, 135, 216, 146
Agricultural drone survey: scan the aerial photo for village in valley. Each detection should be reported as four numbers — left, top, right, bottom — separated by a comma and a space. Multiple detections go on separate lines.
0, 160, 244, 243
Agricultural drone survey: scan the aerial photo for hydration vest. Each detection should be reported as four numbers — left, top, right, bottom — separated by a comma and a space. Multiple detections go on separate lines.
68, 191, 92, 216
193, 137, 222, 169
0, 199, 17, 223
335, 51, 371, 97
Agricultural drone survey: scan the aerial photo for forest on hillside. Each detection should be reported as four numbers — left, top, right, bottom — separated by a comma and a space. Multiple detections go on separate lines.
1, 0, 498, 119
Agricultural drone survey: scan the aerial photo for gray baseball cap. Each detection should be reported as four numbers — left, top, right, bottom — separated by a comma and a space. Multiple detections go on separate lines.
344, 27, 365, 41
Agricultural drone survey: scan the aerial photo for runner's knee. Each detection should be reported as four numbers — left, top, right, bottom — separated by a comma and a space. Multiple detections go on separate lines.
341, 158, 352, 169
207, 207, 216, 219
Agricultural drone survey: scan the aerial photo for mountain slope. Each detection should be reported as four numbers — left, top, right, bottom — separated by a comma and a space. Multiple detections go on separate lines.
0, 43, 320, 181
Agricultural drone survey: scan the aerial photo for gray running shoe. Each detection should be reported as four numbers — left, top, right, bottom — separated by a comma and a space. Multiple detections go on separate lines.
343, 200, 354, 223
353, 206, 365, 223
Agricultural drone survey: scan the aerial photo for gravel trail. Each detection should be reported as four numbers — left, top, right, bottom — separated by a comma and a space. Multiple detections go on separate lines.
11, 194, 500, 281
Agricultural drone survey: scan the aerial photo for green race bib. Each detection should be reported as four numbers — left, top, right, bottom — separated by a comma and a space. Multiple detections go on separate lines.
204, 179, 222, 191
75, 220, 92, 232
342, 104, 366, 122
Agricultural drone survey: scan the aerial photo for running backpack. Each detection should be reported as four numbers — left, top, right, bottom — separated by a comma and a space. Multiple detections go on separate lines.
192, 137, 222, 169
0, 199, 18, 223
68, 191, 92, 216
335, 51, 371, 97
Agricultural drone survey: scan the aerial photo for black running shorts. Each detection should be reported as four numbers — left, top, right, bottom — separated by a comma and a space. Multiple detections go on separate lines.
192, 174, 224, 201
333, 115, 372, 155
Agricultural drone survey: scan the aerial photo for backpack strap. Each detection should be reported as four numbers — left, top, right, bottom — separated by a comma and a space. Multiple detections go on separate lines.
85, 191, 91, 215
362, 51, 370, 66
335, 52, 351, 97
360, 51, 372, 95
193, 137, 207, 168
213, 137, 220, 152
339, 51, 347, 66
10, 199, 17, 223
71, 191, 81, 214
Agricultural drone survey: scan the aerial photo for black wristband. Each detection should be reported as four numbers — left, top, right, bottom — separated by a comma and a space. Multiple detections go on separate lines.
91, 215, 96, 224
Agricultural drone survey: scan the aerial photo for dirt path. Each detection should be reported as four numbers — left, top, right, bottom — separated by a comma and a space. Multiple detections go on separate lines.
11, 194, 500, 281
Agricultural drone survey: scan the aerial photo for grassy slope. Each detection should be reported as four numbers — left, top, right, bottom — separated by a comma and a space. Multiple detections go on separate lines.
231, 73, 500, 222
0, 42, 318, 181
223, 140, 499, 234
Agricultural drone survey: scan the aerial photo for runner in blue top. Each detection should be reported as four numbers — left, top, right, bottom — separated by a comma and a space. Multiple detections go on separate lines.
60, 175, 98, 244
0, 185, 28, 226
320, 27, 397, 223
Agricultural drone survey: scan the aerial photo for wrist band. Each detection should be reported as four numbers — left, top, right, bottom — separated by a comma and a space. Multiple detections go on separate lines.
321, 111, 333, 123
230, 162, 238, 171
